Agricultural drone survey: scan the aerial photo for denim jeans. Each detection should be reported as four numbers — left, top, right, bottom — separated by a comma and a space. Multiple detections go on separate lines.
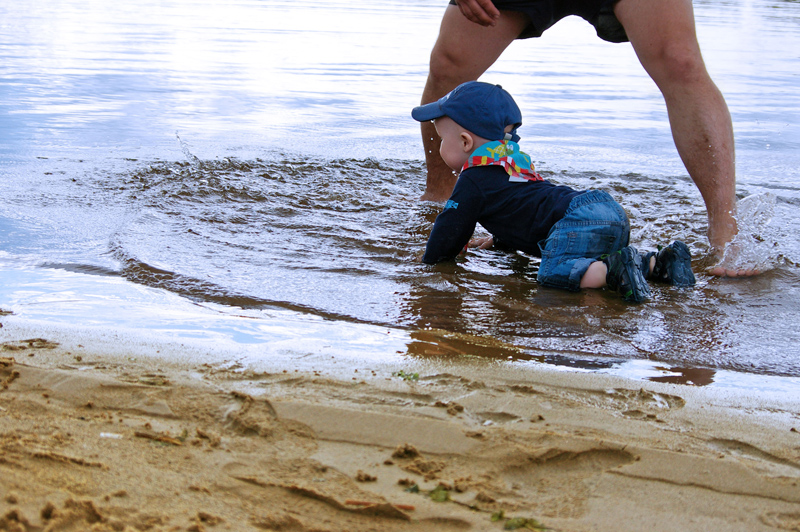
537, 190, 630, 291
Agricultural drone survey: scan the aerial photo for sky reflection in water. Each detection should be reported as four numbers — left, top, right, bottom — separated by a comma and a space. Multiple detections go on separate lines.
1, 0, 799, 384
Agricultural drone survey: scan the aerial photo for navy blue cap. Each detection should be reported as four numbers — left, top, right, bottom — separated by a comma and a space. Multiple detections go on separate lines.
411, 81, 522, 141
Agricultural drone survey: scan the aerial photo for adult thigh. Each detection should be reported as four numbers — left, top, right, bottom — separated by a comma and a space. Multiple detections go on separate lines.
428, 5, 529, 88
613, 0, 707, 88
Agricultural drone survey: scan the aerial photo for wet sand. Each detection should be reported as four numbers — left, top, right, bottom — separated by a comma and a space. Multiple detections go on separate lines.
3, 0, 800, 528
2, 317, 799, 532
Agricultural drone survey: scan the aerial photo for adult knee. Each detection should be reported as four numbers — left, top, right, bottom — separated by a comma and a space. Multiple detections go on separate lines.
427, 46, 478, 95
648, 42, 709, 88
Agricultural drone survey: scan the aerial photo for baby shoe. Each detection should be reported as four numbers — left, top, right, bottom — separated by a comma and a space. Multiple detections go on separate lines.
649, 241, 696, 287
603, 245, 652, 303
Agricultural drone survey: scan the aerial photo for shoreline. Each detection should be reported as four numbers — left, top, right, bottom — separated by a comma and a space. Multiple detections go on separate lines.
2, 265, 800, 389
2, 304, 800, 531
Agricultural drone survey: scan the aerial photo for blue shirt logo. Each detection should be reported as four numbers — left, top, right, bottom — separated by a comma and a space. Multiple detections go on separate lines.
444, 199, 459, 210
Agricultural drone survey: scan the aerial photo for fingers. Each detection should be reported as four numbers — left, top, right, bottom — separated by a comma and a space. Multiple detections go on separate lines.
706, 266, 760, 277
455, 0, 501, 26
468, 236, 494, 249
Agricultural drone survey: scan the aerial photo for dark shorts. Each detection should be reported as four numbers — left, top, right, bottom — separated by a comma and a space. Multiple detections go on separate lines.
448, 0, 628, 43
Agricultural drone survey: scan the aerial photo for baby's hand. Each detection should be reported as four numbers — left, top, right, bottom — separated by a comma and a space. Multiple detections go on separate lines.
468, 236, 494, 249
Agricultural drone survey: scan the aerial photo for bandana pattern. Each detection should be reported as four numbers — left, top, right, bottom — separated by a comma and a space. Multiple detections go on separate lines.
461, 140, 543, 182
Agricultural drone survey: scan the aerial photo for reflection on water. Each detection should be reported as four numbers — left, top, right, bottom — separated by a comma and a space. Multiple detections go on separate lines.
1, 154, 791, 378
1, 0, 800, 380
648, 367, 716, 387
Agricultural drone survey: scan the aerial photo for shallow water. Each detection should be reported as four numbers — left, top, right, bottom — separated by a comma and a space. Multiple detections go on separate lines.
1, 0, 800, 383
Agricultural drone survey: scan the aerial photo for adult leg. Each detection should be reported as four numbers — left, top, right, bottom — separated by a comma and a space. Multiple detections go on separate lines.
614, 0, 752, 276
420, 5, 528, 201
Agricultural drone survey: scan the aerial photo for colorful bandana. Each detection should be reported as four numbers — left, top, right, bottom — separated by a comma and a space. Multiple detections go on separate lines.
461, 140, 543, 182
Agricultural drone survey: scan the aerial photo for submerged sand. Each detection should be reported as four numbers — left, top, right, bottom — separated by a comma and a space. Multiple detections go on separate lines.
1, 323, 800, 531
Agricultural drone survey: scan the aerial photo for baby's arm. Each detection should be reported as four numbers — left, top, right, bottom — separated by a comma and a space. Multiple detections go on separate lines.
422, 182, 484, 264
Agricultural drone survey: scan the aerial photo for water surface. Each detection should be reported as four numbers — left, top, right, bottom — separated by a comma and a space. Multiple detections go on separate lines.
1, 0, 799, 383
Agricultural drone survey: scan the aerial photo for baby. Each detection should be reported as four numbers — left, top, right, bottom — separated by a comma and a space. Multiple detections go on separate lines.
412, 81, 695, 302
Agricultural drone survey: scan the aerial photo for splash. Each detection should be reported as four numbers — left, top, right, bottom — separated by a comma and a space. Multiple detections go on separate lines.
176, 131, 202, 166
712, 193, 781, 273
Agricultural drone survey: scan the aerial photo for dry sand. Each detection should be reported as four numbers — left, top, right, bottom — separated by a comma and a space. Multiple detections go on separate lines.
1, 323, 800, 531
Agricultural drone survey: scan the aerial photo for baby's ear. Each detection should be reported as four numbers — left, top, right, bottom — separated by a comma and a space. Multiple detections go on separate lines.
460, 132, 474, 152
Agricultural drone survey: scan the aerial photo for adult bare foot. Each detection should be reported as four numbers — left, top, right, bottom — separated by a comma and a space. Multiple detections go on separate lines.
420, 119, 458, 202
706, 241, 761, 277
419, 165, 457, 202
420, 185, 455, 203
706, 263, 760, 277
706, 195, 775, 277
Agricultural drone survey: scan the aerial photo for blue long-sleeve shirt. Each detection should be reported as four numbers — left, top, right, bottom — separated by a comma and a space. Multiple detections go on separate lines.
422, 164, 585, 264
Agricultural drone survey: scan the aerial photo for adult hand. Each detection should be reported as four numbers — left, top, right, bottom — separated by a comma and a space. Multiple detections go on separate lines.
454, 0, 501, 26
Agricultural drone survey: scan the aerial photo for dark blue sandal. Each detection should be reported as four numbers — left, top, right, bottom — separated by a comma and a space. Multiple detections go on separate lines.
651, 241, 696, 287
603, 245, 652, 303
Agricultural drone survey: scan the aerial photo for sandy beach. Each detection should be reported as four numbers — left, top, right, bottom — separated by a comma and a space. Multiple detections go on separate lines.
2, 0, 800, 528
2, 313, 799, 532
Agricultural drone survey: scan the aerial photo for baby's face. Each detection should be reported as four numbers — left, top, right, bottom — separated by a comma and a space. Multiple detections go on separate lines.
433, 117, 471, 172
